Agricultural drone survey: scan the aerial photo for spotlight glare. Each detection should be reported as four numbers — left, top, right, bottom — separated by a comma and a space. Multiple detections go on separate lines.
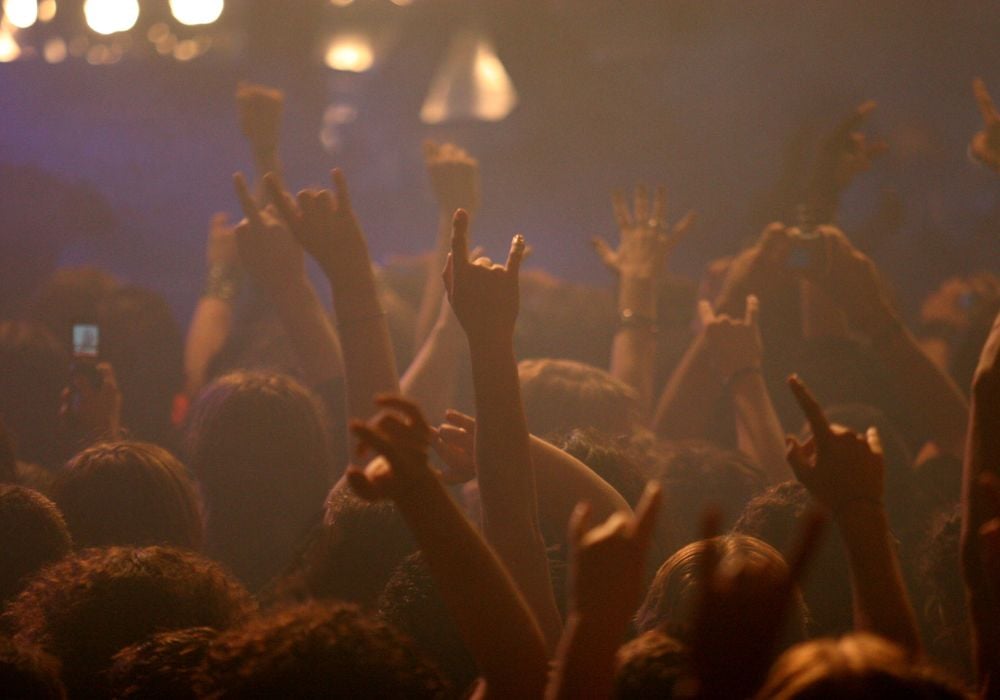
324, 34, 373, 72
43, 36, 66, 62
37, 0, 54, 22
169, 0, 223, 26
83, 0, 139, 35
3, 0, 38, 29
0, 25, 20, 61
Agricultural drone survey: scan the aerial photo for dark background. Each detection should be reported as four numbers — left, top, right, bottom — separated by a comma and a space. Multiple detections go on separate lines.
1, 0, 998, 322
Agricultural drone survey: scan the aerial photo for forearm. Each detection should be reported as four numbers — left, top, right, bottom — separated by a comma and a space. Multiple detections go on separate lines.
395, 475, 550, 697
329, 267, 400, 421
837, 504, 921, 655
270, 282, 345, 387
730, 371, 793, 483
610, 275, 658, 414
651, 336, 720, 439
184, 296, 234, 398
401, 302, 464, 424
547, 612, 624, 700
870, 306, 968, 456
469, 337, 563, 649
414, 212, 454, 348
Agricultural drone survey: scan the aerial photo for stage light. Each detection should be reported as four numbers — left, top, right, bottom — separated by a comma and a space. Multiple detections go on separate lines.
324, 33, 373, 72
84, 0, 139, 35
37, 0, 54, 22
169, 0, 223, 27
3, 0, 38, 29
421, 30, 518, 124
330, 0, 354, 6
43, 36, 66, 62
0, 25, 21, 61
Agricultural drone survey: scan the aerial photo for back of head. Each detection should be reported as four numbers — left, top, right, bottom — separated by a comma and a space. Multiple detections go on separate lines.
614, 630, 688, 700
53, 441, 203, 550
653, 440, 767, 554
27, 267, 120, 356
106, 627, 217, 700
518, 358, 640, 438
0, 321, 68, 468
734, 481, 853, 637
556, 428, 648, 507
195, 601, 449, 699
0, 636, 65, 700
636, 534, 806, 647
0, 485, 72, 606
186, 371, 332, 588
6, 546, 256, 698
96, 286, 183, 446
757, 633, 966, 700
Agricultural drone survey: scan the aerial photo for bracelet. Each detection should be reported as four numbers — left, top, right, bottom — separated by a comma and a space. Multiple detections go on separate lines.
203, 263, 242, 302
618, 308, 658, 334
723, 365, 762, 392
337, 309, 387, 328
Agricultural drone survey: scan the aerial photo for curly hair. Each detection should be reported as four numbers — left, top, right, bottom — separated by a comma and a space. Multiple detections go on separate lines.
0, 635, 65, 699
53, 441, 203, 550
613, 630, 688, 700
5, 546, 256, 698
194, 601, 450, 699
106, 626, 217, 700
0, 485, 72, 606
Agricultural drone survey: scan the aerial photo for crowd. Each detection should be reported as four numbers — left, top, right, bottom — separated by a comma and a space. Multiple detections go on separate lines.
0, 76, 999, 699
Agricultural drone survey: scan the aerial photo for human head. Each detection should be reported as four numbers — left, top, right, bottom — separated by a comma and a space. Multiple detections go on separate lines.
186, 371, 332, 589
757, 633, 965, 699
518, 358, 640, 438
0, 485, 72, 606
613, 630, 688, 700
556, 428, 648, 507
106, 627, 217, 700
6, 546, 256, 698
636, 534, 807, 647
193, 601, 449, 698
27, 267, 120, 357
53, 441, 203, 550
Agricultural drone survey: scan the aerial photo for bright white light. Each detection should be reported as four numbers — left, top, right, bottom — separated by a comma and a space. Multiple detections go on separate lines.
4, 0, 38, 29
0, 25, 20, 61
37, 0, 55, 22
329, 0, 353, 6
324, 34, 373, 72
83, 0, 139, 35
421, 31, 518, 124
43, 36, 65, 62
169, 0, 223, 26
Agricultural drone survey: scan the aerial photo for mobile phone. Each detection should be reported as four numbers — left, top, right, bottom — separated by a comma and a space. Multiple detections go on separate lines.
70, 324, 102, 389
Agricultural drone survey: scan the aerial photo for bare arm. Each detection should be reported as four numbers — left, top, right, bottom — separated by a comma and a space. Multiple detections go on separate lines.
235, 82, 286, 203
400, 295, 465, 425
347, 396, 549, 700
445, 210, 563, 650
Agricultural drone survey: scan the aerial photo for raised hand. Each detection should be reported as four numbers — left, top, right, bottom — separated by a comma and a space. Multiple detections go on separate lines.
346, 395, 437, 501
424, 140, 480, 215
972, 78, 1000, 172
263, 170, 368, 286
813, 100, 888, 192
443, 209, 526, 343
432, 409, 477, 485
698, 295, 761, 384
60, 362, 123, 442
592, 185, 695, 280
236, 81, 283, 158
233, 172, 305, 294
785, 375, 884, 515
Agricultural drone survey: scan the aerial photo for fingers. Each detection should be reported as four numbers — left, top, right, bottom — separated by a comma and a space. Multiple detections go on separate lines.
330, 168, 352, 211
422, 139, 439, 160
785, 435, 811, 482
697, 299, 716, 327
835, 100, 876, 139
974, 77, 999, 123
788, 374, 832, 443
444, 409, 476, 432
233, 172, 262, 228
651, 184, 667, 223
631, 481, 663, 546
451, 209, 470, 264
374, 394, 430, 434
669, 210, 697, 247
264, 173, 296, 223
634, 183, 650, 223
346, 466, 379, 501
590, 236, 616, 268
349, 421, 394, 461
865, 426, 883, 456
612, 190, 632, 230
569, 501, 593, 547
744, 294, 759, 327
437, 424, 472, 449
506, 234, 526, 276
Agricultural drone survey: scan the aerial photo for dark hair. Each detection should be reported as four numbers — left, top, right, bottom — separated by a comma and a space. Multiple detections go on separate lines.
0, 321, 68, 468
757, 633, 966, 699
0, 485, 72, 606
194, 601, 450, 699
53, 441, 203, 550
0, 416, 18, 484
556, 428, 649, 507
733, 481, 853, 637
6, 546, 256, 698
27, 267, 120, 357
0, 636, 65, 700
378, 552, 477, 691
106, 627, 217, 700
186, 371, 332, 590
613, 630, 688, 700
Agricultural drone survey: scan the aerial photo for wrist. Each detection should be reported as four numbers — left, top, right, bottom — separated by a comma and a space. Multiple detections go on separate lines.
203, 263, 242, 302
618, 275, 657, 314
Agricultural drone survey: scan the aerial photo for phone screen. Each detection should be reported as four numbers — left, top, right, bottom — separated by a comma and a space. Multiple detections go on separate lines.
73, 324, 100, 358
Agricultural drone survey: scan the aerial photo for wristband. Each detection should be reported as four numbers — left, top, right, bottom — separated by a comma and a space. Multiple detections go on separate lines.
618, 308, 658, 334
204, 263, 242, 302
